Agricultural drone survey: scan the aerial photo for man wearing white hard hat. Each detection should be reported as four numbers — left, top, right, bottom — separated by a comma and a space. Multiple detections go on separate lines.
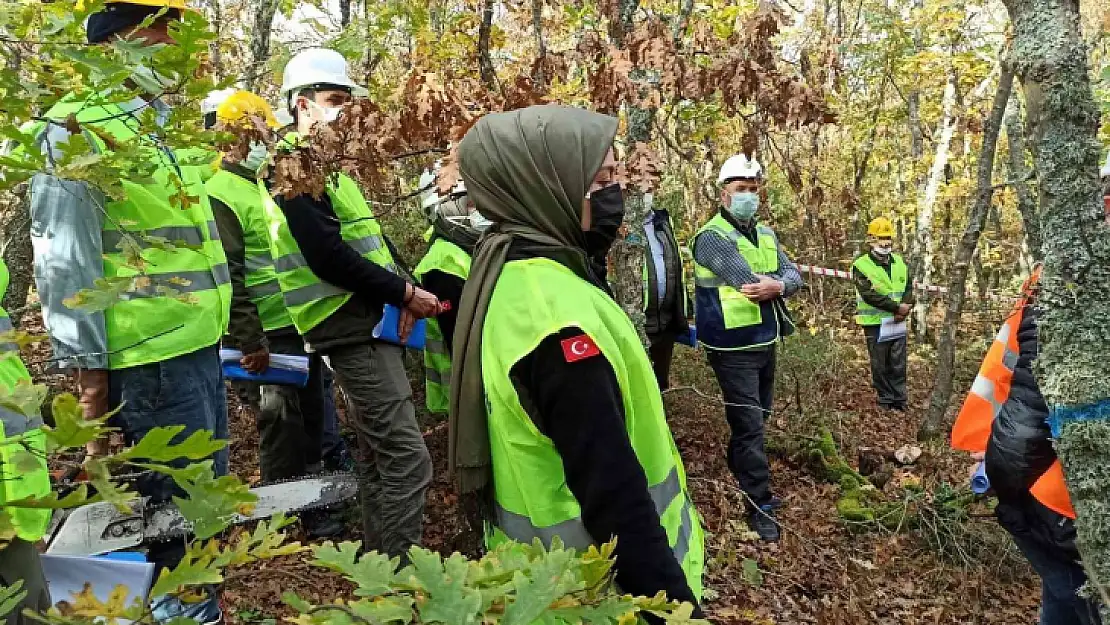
691, 153, 802, 542
262, 48, 440, 560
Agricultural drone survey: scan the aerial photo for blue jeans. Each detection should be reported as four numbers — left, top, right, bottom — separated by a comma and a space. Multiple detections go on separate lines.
108, 343, 228, 576
999, 500, 1102, 625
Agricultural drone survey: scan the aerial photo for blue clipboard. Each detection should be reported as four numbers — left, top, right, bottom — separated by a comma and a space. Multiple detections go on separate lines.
373, 304, 426, 350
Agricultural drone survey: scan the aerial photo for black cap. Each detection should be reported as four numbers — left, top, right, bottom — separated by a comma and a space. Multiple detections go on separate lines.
86, 3, 180, 44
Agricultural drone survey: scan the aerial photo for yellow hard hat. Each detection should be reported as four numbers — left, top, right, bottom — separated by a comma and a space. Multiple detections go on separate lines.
216, 91, 279, 129
867, 216, 895, 238
105, 0, 192, 10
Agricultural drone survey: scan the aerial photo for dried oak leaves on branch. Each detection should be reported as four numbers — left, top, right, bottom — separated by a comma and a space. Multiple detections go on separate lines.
253, 4, 833, 201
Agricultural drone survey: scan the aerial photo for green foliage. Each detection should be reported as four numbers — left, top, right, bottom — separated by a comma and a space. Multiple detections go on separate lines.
0, 581, 27, 621
292, 539, 706, 624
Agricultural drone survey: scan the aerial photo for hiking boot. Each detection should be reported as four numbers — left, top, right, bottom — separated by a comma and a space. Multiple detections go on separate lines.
749, 505, 780, 542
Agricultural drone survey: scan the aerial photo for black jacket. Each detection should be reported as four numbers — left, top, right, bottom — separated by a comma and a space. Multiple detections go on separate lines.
276, 191, 409, 351
984, 304, 1077, 555
644, 210, 689, 337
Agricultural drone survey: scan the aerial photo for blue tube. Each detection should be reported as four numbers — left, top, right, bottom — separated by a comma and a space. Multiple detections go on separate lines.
970, 462, 991, 494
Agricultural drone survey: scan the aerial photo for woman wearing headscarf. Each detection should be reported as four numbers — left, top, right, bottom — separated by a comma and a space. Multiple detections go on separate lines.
448, 105, 704, 609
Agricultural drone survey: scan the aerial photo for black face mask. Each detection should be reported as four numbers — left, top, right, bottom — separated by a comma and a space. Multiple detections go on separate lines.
583, 183, 626, 262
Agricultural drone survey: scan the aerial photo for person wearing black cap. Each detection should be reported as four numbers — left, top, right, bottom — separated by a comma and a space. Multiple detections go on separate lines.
25, 2, 227, 623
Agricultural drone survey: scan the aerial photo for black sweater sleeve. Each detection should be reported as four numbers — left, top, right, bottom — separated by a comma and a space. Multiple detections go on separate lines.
211, 196, 267, 353
509, 327, 700, 612
852, 265, 902, 314
420, 270, 465, 354
277, 192, 408, 306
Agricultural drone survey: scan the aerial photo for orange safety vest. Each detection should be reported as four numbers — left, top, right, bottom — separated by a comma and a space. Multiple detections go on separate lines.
950, 267, 1076, 519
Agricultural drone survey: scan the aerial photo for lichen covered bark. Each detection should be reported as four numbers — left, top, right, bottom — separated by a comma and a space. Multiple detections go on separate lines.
1002, 0, 1110, 613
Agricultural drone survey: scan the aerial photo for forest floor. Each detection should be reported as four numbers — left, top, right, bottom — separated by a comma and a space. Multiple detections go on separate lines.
211, 332, 1041, 625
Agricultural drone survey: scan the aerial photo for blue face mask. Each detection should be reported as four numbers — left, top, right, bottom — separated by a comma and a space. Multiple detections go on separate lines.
728, 192, 759, 221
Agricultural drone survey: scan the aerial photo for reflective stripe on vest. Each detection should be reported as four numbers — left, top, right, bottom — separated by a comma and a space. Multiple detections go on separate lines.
0, 258, 51, 541
852, 253, 908, 325
260, 175, 396, 334
32, 95, 231, 369
692, 215, 781, 351
413, 239, 471, 415
205, 169, 293, 332
482, 257, 704, 598
950, 268, 1074, 518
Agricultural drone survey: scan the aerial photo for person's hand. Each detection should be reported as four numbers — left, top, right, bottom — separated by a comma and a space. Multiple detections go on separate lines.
75, 369, 110, 455
404, 284, 441, 319
896, 303, 912, 317
967, 451, 986, 481
398, 308, 417, 344
241, 346, 270, 374
740, 276, 785, 302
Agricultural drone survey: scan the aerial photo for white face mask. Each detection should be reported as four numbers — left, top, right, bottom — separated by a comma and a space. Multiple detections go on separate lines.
241, 141, 270, 174
469, 210, 493, 231
306, 99, 342, 125
872, 244, 892, 256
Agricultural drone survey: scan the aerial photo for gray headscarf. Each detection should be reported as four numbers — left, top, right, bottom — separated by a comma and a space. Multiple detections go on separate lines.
448, 105, 619, 494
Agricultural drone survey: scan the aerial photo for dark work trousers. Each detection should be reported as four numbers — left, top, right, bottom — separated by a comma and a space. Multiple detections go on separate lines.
863, 325, 907, 408
996, 499, 1102, 625
0, 539, 50, 625
706, 346, 776, 508
320, 365, 347, 460
256, 333, 327, 483
647, 331, 677, 391
322, 341, 433, 560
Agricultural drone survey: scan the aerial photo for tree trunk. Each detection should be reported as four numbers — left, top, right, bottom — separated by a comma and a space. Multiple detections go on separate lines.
910, 72, 958, 340
1002, 0, 1110, 616
205, 0, 223, 79
340, 0, 351, 28
1004, 95, 1041, 264
477, 0, 497, 91
608, 0, 652, 343
246, 0, 280, 92
530, 0, 547, 87
919, 61, 1014, 441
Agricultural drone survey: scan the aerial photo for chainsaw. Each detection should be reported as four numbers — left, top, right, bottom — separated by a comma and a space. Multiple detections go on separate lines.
45, 472, 357, 557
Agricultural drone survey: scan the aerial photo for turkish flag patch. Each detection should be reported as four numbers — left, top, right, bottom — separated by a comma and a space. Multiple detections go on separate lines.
561, 334, 601, 363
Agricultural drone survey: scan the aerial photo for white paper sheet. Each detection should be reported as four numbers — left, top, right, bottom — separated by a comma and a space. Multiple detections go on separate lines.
41, 553, 155, 617
878, 318, 907, 342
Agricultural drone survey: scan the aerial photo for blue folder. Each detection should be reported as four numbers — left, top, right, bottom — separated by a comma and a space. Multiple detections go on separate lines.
675, 324, 697, 348
219, 349, 310, 387
373, 304, 426, 350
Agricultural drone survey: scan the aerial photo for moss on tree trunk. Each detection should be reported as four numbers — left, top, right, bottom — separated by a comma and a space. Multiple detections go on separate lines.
1001, 0, 1110, 614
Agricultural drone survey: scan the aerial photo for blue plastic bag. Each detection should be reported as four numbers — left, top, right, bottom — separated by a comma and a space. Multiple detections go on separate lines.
373, 304, 426, 350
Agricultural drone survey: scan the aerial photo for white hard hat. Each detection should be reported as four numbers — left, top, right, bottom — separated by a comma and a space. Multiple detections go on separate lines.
202, 88, 236, 115
280, 48, 369, 100
717, 153, 762, 184
1101, 150, 1110, 179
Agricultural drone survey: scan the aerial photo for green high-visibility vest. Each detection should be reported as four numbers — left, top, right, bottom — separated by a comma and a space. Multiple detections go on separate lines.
852, 253, 907, 326
692, 214, 782, 350
412, 238, 471, 415
0, 259, 50, 541
29, 94, 231, 369
205, 169, 293, 332
259, 174, 397, 334
483, 257, 704, 599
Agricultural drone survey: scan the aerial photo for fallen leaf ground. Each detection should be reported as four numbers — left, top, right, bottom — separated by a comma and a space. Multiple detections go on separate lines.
216, 336, 1039, 625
